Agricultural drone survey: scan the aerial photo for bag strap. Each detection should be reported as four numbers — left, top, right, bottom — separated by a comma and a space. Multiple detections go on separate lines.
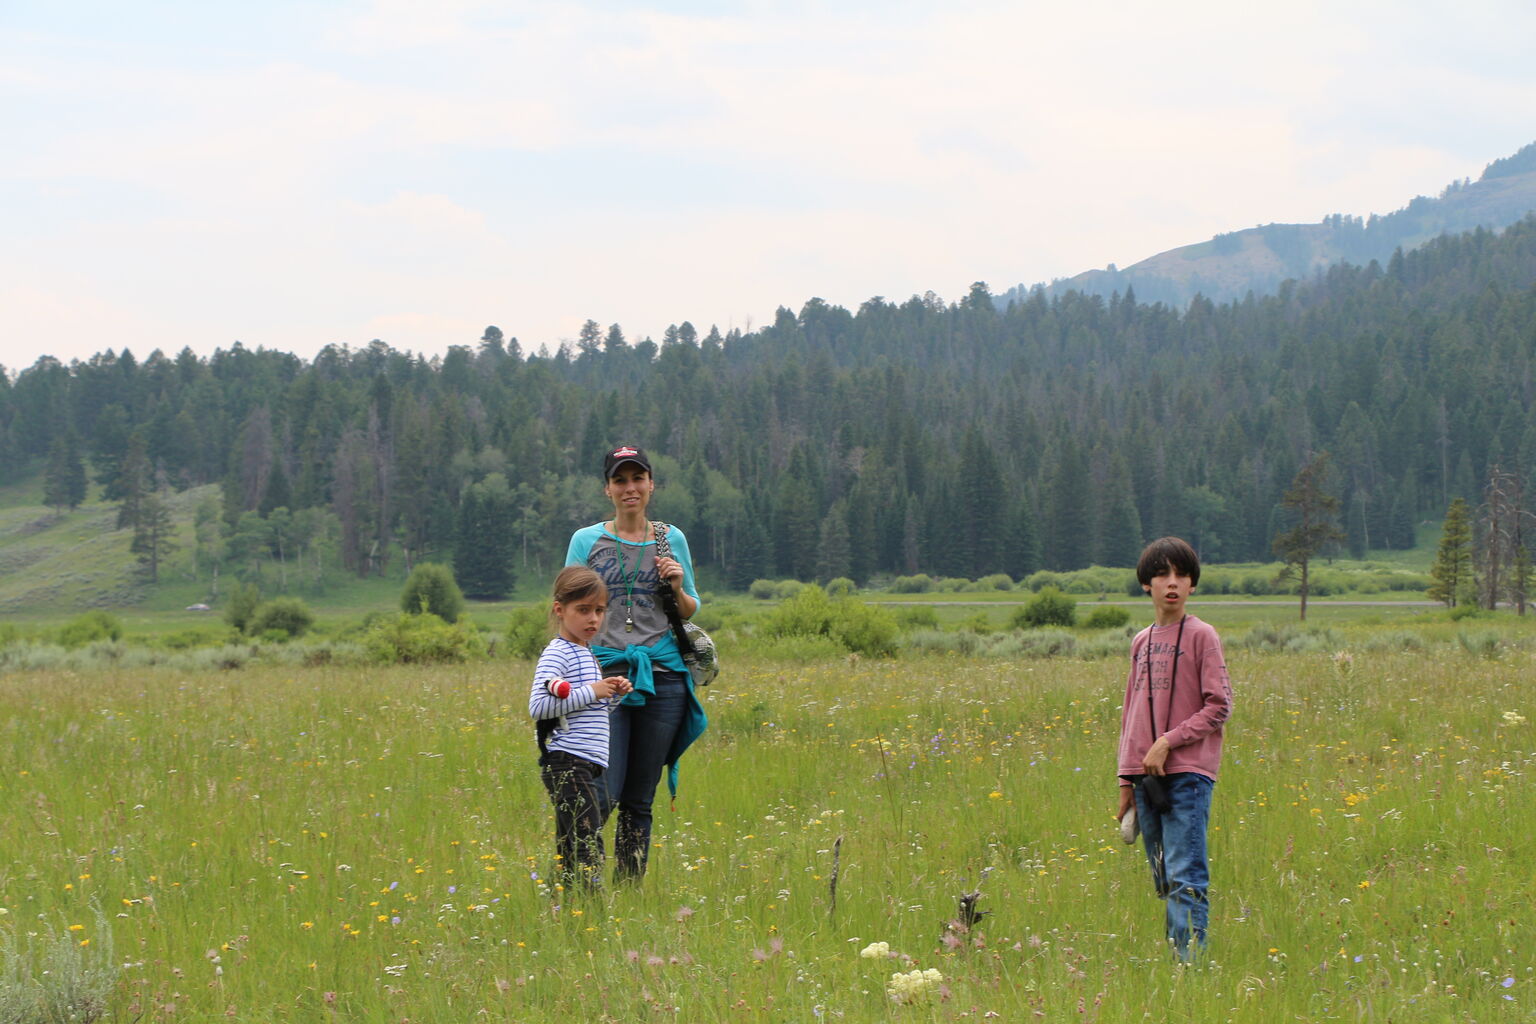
651, 521, 699, 662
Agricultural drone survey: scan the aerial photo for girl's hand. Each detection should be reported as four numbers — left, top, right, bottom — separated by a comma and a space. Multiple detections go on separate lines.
594, 675, 632, 698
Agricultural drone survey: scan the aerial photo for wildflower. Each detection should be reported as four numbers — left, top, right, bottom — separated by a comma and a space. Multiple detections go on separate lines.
1502, 711, 1526, 726
887, 967, 943, 1004
860, 941, 891, 959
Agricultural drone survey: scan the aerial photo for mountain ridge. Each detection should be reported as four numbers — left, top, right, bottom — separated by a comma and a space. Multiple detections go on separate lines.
1003, 140, 1536, 309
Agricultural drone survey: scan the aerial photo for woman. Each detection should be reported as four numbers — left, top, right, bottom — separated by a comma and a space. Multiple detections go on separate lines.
565, 444, 708, 883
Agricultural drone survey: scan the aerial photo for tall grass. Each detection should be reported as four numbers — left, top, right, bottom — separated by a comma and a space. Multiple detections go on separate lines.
0, 640, 1532, 1020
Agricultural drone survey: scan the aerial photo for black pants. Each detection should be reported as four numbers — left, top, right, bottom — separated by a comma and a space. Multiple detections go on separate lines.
539, 750, 605, 891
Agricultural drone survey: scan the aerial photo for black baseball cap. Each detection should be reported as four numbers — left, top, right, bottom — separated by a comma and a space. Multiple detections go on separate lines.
603, 444, 652, 478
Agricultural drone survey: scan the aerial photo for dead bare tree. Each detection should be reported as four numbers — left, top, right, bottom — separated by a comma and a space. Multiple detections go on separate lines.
1476, 466, 1536, 612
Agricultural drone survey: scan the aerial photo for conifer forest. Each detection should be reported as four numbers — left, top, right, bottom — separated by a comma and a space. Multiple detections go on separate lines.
6, 217, 1536, 597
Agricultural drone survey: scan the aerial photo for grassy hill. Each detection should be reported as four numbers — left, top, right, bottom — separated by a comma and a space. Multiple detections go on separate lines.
0, 479, 175, 612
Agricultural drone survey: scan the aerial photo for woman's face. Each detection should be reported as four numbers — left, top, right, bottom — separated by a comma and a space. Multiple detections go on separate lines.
604, 464, 654, 513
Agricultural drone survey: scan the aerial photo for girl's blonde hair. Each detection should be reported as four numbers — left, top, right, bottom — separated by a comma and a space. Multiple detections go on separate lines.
549, 566, 607, 631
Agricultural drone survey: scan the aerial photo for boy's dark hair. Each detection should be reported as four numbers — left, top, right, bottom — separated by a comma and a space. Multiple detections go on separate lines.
1136, 537, 1201, 588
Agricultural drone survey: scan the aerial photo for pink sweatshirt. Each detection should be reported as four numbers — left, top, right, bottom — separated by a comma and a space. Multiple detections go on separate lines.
1116, 615, 1232, 784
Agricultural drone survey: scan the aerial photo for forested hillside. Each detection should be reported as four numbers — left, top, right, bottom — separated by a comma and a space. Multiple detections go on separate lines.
4, 216, 1536, 601
1018, 141, 1536, 308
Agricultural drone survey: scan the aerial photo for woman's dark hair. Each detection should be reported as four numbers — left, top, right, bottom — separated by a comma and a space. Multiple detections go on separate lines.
1136, 537, 1201, 588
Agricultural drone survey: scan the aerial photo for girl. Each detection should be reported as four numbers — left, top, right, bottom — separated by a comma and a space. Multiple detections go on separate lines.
565, 444, 708, 883
530, 565, 632, 891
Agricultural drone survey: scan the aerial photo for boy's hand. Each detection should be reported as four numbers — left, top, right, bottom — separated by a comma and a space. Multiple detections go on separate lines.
1116, 786, 1134, 821
594, 675, 632, 698
1142, 735, 1171, 776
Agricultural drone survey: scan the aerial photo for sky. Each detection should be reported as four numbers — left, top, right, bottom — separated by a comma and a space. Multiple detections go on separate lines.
4, 0, 1535, 372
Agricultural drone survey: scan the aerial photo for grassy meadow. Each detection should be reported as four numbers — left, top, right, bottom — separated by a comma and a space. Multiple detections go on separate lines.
2, 618, 1534, 1022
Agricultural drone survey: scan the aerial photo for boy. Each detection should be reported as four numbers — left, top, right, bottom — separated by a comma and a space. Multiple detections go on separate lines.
1115, 537, 1232, 961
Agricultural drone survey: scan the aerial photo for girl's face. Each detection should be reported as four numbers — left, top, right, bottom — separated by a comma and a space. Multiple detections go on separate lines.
554, 590, 607, 645
604, 466, 654, 513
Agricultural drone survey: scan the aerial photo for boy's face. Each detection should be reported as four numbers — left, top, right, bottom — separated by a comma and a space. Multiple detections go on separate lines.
1143, 568, 1194, 615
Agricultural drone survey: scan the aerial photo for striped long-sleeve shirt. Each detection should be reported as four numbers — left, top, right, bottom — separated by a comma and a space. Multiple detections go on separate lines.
529, 637, 615, 767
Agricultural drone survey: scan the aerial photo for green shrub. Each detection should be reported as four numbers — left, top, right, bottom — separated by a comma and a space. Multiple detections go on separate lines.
1082, 606, 1131, 630
1024, 570, 1064, 592
224, 582, 262, 633
1239, 573, 1271, 596
151, 628, 224, 651
504, 604, 552, 660
894, 605, 939, 631
891, 574, 934, 594
1455, 630, 1502, 659
1013, 586, 1077, 628
1448, 603, 1485, 621
1360, 629, 1426, 653
935, 577, 970, 593
977, 573, 1014, 591
748, 579, 778, 600
249, 597, 315, 638
763, 584, 834, 638
57, 611, 123, 649
400, 563, 466, 622
761, 585, 898, 656
365, 613, 487, 664
0, 905, 118, 1024
1235, 623, 1342, 653
773, 580, 806, 600
1014, 628, 1078, 657
825, 577, 856, 597
831, 601, 899, 657
960, 612, 994, 634
691, 604, 727, 631
0, 623, 20, 650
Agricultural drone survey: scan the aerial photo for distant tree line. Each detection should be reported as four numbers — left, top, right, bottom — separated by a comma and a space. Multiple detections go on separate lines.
5, 217, 1536, 598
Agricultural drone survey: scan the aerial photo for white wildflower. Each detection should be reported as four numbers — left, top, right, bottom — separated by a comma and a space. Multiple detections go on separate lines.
887, 967, 943, 1004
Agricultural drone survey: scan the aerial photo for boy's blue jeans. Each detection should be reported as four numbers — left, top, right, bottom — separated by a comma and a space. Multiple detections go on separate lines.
1134, 771, 1214, 960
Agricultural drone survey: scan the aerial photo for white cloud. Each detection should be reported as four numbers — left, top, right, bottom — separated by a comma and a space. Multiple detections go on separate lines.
2, 0, 1534, 372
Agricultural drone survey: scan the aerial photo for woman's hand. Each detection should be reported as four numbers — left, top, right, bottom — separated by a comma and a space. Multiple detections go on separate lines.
656, 556, 685, 588
655, 554, 697, 618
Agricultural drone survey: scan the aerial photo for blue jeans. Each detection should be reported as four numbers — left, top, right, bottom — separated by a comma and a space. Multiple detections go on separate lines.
599, 668, 687, 881
1134, 772, 1213, 960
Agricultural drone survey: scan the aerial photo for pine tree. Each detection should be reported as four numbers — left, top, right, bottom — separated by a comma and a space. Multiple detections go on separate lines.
132, 493, 178, 582
815, 499, 852, 582
115, 432, 151, 531
1273, 452, 1345, 621
1427, 497, 1473, 607
454, 476, 516, 599
44, 433, 87, 513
